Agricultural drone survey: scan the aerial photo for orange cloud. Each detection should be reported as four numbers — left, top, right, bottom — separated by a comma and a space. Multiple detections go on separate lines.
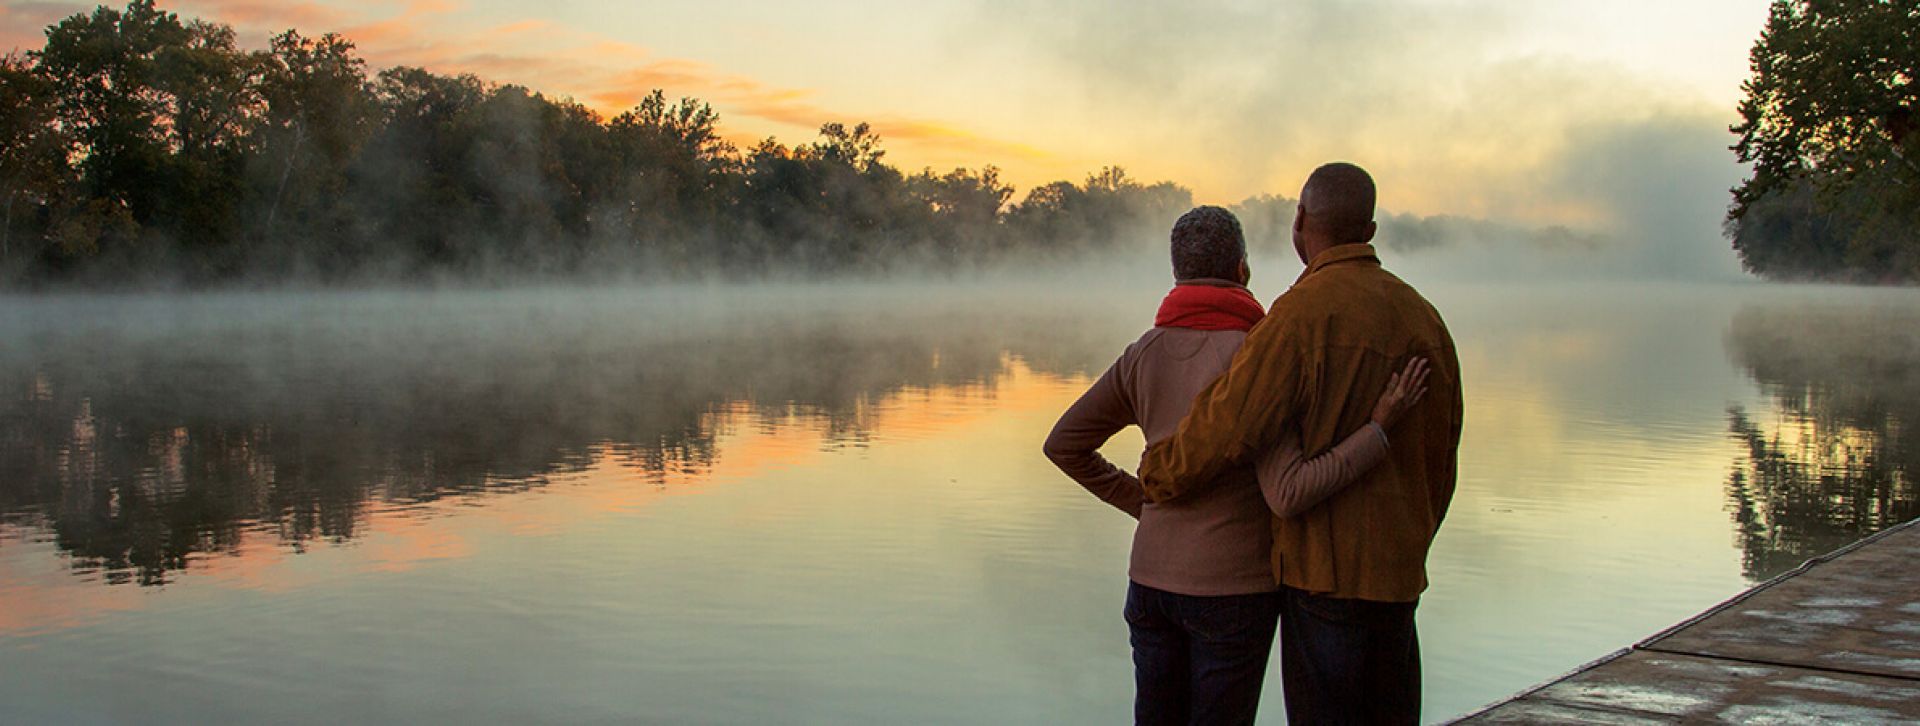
0, 2, 86, 53
166, 0, 347, 30
172, 0, 1047, 166
5, 0, 1058, 186
335, 0, 476, 50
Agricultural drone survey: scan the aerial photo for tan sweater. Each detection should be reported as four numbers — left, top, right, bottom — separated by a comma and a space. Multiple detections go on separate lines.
1045, 317, 1391, 597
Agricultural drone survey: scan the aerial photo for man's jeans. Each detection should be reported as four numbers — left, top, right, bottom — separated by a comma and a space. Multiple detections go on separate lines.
1278, 585, 1421, 725
1124, 581, 1283, 726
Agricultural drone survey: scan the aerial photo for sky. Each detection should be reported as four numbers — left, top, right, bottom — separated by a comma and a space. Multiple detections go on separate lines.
1, 0, 1774, 272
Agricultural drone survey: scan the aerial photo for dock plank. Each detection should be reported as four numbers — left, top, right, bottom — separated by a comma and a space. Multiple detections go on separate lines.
1453, 518, 1920, 724
1644, 522, 1920, 681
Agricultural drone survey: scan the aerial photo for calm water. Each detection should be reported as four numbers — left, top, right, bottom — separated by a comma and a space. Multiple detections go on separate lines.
1, 278, 1916, 723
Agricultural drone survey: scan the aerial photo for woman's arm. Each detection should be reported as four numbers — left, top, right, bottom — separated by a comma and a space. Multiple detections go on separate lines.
1043, 359, 1146, 519
1259, 357, 1430, 518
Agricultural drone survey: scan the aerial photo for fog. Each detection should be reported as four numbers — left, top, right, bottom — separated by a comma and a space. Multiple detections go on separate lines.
5, 277, 1916, 587
967, 0, 1754, 283
0, 283, 1139, 582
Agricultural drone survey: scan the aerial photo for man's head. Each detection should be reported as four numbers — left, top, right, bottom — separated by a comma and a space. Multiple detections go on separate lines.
1293, 162, 1378, 264
1171, 205, 1249, 284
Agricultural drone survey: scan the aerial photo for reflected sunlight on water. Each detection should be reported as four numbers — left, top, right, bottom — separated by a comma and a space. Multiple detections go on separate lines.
1, 281, 1917, 723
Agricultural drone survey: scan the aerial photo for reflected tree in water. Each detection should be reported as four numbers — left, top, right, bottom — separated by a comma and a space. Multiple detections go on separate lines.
0, 296, 1126, 586
1724, 304, 1920, 580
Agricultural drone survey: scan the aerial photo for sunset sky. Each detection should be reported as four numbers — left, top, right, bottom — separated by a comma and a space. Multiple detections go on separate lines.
1, 1, 1772, 234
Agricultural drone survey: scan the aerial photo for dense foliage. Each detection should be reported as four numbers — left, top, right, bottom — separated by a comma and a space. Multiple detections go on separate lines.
0, 2, 1198, 286
1728, 0, 1920, 282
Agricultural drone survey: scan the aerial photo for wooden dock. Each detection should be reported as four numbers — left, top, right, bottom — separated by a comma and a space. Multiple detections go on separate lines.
1451, 517, 1920, 724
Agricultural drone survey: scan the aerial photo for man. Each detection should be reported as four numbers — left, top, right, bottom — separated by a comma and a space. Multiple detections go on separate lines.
1138, 164, 1463, 725
1044, 205, 1429, 725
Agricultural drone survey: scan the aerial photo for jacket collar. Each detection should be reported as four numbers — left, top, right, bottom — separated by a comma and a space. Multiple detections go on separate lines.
1296, 243, 1380, 284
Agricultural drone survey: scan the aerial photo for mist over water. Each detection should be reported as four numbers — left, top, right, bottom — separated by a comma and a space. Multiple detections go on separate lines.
6, 1, 1888, 723
1, 266, 1916, 722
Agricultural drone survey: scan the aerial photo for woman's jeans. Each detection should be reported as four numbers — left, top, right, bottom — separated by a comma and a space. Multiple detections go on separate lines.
1124, 581, 1284, 726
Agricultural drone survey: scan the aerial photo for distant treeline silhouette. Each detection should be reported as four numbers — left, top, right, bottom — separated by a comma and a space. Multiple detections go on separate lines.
0, 1, 1216, 286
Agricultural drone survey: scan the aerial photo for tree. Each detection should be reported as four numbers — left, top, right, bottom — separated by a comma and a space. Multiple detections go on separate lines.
150, 19, 268, 273
736, 123, 922, 271
0, 53, 70, 273
604, 91, 734, 267
252, 30, 377, 262
1005, 167, 1193, 260
353, 66, 488, 269
32, 0, 190, 257
807, 122, 886, 172
9, 2, 1208, 285
33, 2, 266, 276
1231, 195, 1297, 256
1729, 0, 1920, 281
910, 166, 1013, 262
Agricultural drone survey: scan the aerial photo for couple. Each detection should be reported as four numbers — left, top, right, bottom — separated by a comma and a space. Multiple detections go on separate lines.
1044, 163, 1462, 725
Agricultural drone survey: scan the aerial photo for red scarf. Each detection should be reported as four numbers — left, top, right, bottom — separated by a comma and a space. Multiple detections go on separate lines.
1154, 282, 1266, 331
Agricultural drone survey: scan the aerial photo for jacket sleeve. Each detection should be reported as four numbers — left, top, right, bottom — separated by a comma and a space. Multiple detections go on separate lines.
1260, 422, 1389, 518
1138, 306, 1307, 503
1042, 357, 1146, 519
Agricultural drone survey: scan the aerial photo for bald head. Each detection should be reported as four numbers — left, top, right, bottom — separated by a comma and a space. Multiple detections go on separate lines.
1301, 163, 1376, 242
1292, 162, 1378, 263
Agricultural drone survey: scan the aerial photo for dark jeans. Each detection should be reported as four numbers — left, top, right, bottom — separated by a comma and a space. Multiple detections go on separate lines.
1278, 585, 1421, 725
1124, 581, 1283, 726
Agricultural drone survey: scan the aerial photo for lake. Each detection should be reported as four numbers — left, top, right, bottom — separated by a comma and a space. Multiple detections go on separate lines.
1, 276, 1916, 723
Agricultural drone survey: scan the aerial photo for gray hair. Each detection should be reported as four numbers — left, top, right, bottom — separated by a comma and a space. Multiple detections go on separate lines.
1170, 206, 1246, 281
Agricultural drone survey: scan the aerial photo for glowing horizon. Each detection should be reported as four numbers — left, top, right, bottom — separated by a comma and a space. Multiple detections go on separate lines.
1, 0, 1768, 258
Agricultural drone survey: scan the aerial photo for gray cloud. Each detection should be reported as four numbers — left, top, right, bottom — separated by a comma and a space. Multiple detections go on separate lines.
969, 0, 1749, 280
973, 0, 1516, 187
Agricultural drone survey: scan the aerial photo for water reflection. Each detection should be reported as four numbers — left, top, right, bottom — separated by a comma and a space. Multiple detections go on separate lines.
9, 284, 1920, 723
1724, 303, 1920, 580
9, 286, 1920, 600
0, 288, 1136, 587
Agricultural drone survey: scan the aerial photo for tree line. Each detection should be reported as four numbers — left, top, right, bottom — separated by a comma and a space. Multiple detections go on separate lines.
1728, 0, 1920, 283
0, 1, 1199, 286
